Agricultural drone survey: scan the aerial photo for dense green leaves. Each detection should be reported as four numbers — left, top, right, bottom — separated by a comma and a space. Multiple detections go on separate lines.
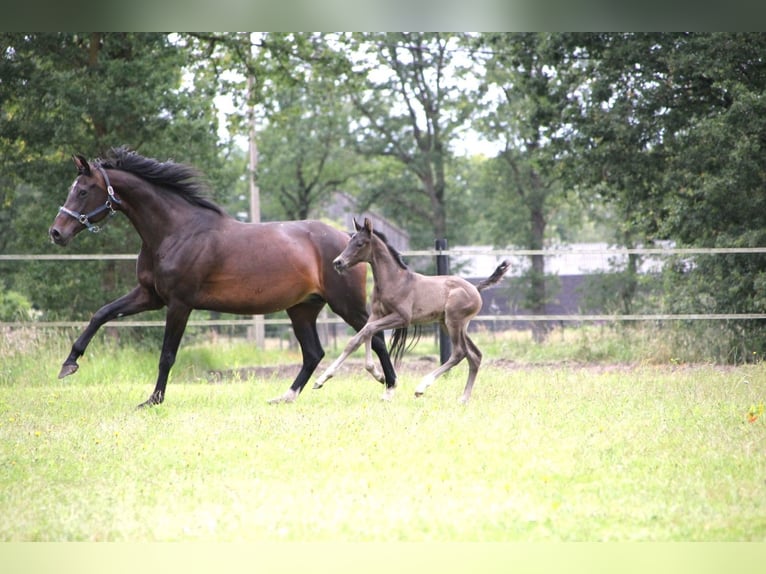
3, 32, 766, 360
0, 33, 228, 318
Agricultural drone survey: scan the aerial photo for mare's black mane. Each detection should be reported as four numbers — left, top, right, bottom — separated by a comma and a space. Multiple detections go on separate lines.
97, 146, 224, 215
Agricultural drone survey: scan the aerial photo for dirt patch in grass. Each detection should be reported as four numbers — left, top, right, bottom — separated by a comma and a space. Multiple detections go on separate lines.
207, 355, 444, 383
208, 356, 743, 383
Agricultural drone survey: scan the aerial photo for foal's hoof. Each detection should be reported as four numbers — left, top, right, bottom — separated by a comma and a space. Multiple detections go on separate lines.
313, 374, 331, 390
58, 362, 79, 379
268, 389, 298, 404
414, 390, 425, 399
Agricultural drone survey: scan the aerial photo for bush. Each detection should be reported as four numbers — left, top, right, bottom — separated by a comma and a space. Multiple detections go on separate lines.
0, 288, 34, 321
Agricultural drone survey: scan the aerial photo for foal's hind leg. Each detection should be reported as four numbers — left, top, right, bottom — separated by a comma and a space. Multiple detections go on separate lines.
458, 333, 483, 404
414, 322, 467, 398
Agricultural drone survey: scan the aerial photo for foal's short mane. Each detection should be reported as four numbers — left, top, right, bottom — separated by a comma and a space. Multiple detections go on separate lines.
370, 228, 408, 270
97, 146, 224, 215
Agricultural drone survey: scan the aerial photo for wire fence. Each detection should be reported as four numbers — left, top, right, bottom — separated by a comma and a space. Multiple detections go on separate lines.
3, 247, 766, 329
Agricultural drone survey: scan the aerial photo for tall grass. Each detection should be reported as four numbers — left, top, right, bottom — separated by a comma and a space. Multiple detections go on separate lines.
1, 326, 765, 541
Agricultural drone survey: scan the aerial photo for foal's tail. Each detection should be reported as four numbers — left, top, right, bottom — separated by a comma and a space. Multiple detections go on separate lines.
476, 260, 511, 292
389, 325, 423, 367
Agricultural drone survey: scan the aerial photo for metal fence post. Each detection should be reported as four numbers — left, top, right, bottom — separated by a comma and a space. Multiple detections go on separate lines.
435, 238, 451, 365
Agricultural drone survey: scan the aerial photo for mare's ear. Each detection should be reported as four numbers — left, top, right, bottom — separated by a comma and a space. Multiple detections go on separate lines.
73, 154, 91, 175
353, 218, 362, 232
363, 217, 373, 233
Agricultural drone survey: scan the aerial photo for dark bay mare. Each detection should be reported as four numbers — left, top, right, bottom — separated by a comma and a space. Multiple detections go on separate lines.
313, 218, 510, 404
48, 148, 396, 407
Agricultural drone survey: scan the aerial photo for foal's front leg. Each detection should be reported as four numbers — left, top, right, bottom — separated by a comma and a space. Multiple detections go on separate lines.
312, 328, 371, 389
313, 314, 404, 393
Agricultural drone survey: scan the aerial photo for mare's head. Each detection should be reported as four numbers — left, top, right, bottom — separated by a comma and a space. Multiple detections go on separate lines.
49, 154, 120, 246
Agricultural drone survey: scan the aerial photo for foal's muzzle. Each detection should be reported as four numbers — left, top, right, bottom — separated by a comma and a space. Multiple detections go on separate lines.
333, 257, 348, 274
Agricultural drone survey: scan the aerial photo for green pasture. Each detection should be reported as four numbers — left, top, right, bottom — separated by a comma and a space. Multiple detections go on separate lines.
1, 327, 765, 541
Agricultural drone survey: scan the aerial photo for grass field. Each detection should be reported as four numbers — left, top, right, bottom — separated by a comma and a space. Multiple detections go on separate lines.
1, 327, 765, 541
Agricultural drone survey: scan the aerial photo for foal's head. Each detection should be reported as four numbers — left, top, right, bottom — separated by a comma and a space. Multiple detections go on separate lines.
333, 217, 375, 273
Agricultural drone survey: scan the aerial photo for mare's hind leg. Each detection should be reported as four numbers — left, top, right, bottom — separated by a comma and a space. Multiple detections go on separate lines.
268, 299, 325, 404
59, 285, 164, 378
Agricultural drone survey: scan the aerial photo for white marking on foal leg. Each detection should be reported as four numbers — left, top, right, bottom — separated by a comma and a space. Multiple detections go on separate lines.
267, 388, 299, 404
313, 331, 368, 389
414, 374, 436, 397
364, 336, 385, 382
313, 367, 335, 389
381, 385, 396, 402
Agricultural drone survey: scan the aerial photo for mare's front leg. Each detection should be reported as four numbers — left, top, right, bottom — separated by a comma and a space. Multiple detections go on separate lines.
137, 302, 192, 408
59, 285, 164, 379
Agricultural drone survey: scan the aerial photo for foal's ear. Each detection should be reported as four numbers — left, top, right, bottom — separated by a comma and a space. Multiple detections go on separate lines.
72, 154, 91, 175
353, 218, 362, 232
363, 217, 373, 233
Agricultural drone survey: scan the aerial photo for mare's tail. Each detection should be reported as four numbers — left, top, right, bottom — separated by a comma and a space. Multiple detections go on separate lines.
389, 325, 423, 367
476, 260, 511, 292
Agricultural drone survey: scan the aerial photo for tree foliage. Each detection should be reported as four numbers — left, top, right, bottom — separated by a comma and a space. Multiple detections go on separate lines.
0, 33, 229, 319
4, 32, 766, 360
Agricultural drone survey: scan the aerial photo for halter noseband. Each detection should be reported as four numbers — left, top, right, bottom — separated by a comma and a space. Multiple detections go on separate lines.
58, 166, 122, 233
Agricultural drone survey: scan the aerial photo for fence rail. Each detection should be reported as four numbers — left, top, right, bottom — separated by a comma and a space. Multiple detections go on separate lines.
4, 246, 766, 261
3, 313, 766, 330
3, 248, 766, 329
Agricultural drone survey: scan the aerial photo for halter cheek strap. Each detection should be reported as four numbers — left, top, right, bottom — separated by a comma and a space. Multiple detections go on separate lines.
57, 166, 122, 233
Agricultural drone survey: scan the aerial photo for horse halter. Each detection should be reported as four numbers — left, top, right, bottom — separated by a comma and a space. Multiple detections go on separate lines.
58, 166, 122, 233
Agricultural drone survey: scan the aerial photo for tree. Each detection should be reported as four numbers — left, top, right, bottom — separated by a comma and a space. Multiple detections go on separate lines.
472, 33, 578, 340
568, 33, 766, 360
0, 33, 228, 319
255, 35, 362, 221
333, 32, 474, 245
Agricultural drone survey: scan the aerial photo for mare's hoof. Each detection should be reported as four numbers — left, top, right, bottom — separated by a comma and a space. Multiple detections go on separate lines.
58, 363, 79, 379
136, 393, 163, 409
414, 390, 425, 399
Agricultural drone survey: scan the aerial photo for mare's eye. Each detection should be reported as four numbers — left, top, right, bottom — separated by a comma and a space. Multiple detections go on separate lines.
77, 188, 88, 198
